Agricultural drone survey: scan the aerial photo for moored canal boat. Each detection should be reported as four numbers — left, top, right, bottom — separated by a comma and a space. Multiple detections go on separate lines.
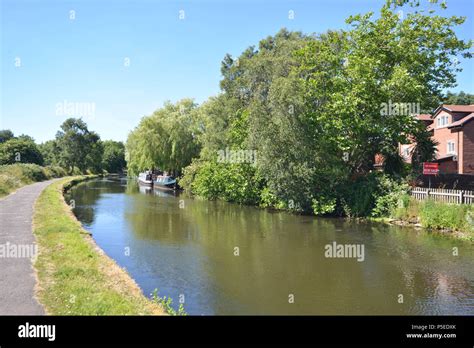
154, 174, 177, 190
138, 171, 154, 186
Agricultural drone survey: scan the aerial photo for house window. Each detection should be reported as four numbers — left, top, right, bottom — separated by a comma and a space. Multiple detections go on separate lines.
403, 147, 410, 158
447, 141, 455, 154
437, 115, 449, 127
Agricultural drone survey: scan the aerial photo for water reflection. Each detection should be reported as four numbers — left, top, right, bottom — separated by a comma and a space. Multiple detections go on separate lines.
68, 178, 474, 315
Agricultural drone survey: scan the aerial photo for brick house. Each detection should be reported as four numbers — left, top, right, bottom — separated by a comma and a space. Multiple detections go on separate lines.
398, 104, 474, 175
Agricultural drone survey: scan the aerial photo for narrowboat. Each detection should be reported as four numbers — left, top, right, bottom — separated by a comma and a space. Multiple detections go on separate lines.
154, 174, 177, 190
138, 171, 154, 186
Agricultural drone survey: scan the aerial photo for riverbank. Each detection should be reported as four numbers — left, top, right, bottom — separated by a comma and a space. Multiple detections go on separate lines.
0, 163, 67, 198
385, 197, 474, 241
186, 178, 474, 241
33, 176, 166, 315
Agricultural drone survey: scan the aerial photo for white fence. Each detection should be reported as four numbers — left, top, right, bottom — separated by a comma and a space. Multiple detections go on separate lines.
411, 187, 474, 204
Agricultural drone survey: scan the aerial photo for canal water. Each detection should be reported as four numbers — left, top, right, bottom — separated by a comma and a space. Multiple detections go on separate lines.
67, 177, 474, 315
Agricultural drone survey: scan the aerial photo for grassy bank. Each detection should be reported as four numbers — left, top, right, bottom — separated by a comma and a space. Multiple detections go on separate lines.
390, 196, 474, 240
0, 163, 67, 197
33, 176, 165, 315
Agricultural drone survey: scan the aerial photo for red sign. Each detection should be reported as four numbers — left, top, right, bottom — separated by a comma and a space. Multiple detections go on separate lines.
423, 162, 439, 175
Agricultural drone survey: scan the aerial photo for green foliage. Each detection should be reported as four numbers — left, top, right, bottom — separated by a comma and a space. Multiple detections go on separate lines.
259, 186, 284, 209
371, 177, 410, 217
38, 140, 61, 166
391, 197, 474, 235
391, 194, 420, 221
340, 175, 380, 218
0, 129, 14, 143
340, 174, 409, 218
126, 99, 200, 176
85, 133, 104, 174
0, 163, 67, 197
294, 0, 471, 182
55, 118, 103, 174
179, 1, 470, 216
131, 1, 471, 220
151, 289, 187, 316
443, 91, 474, 105
411, 126, 438, 175
40, 120, 110, 174
0, 137, 44, 165
102, 140, 126, 173
183, 160, 262, 205
312, 196, 337, 216
419, 200, 474, 232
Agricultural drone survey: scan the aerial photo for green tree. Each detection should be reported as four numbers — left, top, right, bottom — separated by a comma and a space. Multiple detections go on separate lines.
0, 130, 14, 143
184, 29, 318, 209
287, 0, 471, 211
102, 140, 126, 173
411, 127, 439, 174
55, 118, 102, 173
38, 140, 61, 166
85, 134, 104, 173
0, 137, 44, 165
443, 91, 474, 105
126, 99, 200, 176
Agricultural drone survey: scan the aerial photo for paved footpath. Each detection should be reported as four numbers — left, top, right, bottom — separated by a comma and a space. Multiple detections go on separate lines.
0, 179, 59, 315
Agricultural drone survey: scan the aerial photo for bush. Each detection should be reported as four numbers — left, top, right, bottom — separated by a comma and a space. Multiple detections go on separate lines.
259, 186, 286, 209
0, 163, 67, 197
0, 137, 44, 165
391, 194, 419, 221
420, 200, 474, 232
184, 161, 262, 205
339, 173, 409, 218
312, 195, 337, 216
191, 162, 260, 204
371, 176, 410, 217
392, 197, 474, 234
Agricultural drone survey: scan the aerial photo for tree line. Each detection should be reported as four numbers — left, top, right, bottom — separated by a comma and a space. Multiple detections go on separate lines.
126, 0, 472, 217
0, 118, 126, 174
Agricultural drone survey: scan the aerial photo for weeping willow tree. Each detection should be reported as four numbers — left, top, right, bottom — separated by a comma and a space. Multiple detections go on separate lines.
125, 99, 201, 177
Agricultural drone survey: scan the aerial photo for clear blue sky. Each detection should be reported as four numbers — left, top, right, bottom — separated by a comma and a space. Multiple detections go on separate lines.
1, 0, 473, 143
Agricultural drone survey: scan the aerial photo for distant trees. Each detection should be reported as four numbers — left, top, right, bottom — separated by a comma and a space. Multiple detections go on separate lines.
38, 140, 61, 166
0, 133, 44, 165
443, 91, 474, 105
1, 120, 125, 174
0, 130, 14, 143
102, 140, 126, 173
54, 118, 103, 173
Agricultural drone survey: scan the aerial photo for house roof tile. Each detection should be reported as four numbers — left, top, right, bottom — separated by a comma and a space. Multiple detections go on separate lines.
433, 104, 474, 116
416, 114, 432, 122
448, 113, 474, 128
442, 104, 474, 112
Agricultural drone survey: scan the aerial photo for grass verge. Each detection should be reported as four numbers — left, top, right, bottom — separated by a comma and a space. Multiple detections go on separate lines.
391, 195, 474, 241
33, 176, 166, 315
0, 163, 67, 198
